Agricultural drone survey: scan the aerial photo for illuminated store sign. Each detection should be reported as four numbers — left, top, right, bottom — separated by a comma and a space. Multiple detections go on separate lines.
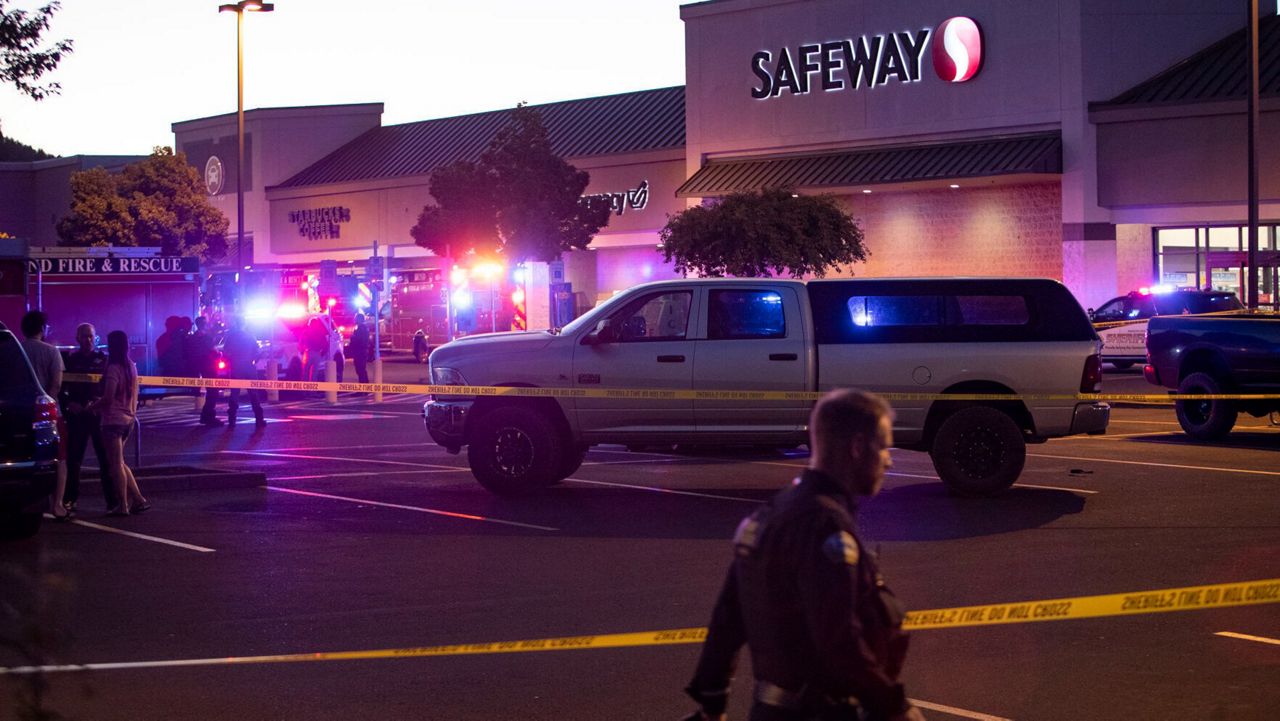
289, 206, 351, 241
750, 16, 983, 98
581, 180, 650, 216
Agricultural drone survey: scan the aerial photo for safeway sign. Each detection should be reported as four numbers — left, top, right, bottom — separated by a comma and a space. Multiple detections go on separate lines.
749, 16, 984, 98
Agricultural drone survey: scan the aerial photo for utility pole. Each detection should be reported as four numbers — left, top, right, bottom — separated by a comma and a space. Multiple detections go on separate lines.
1246, 0, 1260, 308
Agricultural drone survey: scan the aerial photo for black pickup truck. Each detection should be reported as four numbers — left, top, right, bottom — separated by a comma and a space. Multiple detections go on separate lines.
0, 328, 60, 538
1145, 314, 1280, 440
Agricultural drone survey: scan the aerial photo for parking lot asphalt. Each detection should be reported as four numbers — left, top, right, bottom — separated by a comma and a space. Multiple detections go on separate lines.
2, 380, 1278, 721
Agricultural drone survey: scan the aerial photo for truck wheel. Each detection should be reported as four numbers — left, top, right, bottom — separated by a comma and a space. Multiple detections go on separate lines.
1, 510, 42, 540
468, 406, 565, 495
1175, 372, 1237, 441
930, 406, 1026, 497
553, 444, 589, 483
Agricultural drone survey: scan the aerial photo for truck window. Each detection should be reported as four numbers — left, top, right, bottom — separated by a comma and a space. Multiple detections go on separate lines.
948, 296, 1030, 326
846, 296, 939, 327
1092, 297, 1127, 322
0, 336, 39, 404
708, 290, 785, 339
614, 291, 692, 341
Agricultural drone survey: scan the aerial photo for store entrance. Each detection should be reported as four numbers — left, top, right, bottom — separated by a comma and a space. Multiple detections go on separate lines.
1205, 251, 1280, 309
1155, 224, 1280, 310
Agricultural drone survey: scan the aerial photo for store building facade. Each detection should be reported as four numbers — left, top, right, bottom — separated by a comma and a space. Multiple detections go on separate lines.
161, 0, 1277, 324
678, 0, 1276, 309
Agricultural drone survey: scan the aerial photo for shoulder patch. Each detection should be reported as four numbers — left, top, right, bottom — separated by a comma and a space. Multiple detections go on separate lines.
822, 531, 859, 566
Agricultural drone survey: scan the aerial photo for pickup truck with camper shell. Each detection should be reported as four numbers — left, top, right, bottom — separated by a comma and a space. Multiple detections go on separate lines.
424, 278, 1110, 497
1144, 313, 1280, 440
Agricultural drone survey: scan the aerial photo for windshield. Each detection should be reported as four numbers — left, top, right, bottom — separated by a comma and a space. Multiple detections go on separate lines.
558, 290, 637, 336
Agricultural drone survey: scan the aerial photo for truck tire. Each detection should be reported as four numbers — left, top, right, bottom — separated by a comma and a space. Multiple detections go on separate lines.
1175, 372, 1237, 441
1, 510, 42, 540
553, 444, 589, 483
468, 406, 565, 495
930, 406, 1026, 497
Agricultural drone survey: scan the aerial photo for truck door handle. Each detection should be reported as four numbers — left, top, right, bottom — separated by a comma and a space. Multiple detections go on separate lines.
656, 355, 686, 363
769, 353, 798, 361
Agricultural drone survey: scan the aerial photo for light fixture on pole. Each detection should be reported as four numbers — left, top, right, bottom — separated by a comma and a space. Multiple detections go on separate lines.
218, 0, 274, 284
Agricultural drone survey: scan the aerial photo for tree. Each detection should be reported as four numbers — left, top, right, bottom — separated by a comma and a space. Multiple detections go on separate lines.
1, 0, 72, 101
659, 188, 868, 278
411, 104, 611, 263
57, 147, 229, 261
0, 127, 52, 160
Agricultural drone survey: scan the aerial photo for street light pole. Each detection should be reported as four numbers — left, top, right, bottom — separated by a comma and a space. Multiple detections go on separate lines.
219, 1, 274, 280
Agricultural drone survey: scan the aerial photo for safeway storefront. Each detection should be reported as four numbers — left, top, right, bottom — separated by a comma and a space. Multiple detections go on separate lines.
170, 0, 1277, 320
678, 0, 1277, 309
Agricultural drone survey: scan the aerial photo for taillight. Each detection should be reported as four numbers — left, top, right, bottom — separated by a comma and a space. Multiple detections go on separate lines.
35, 394, 59, 425
1080, 354, 1103, 393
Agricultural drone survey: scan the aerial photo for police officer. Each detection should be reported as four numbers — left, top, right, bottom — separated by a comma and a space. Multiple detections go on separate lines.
682, 389, 925, 721
61, 322, 118, 512
222, 315, 266, 428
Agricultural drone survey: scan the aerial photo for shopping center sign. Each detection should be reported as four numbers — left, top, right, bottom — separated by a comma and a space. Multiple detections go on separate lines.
749, 16, 983, 98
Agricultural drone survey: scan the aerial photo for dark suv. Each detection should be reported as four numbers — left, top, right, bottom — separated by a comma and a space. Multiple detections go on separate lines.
1, 329, 60, 539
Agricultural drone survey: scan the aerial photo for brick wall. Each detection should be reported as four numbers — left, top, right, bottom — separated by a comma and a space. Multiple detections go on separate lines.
827, 182, 1064, 280
1116, 223, 1155, 292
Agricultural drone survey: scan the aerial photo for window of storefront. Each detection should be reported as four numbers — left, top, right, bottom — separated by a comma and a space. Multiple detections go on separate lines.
1154, 225, 1279, 307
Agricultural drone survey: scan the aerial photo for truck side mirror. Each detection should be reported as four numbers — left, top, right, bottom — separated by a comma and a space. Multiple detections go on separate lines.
583, 318, 618, 346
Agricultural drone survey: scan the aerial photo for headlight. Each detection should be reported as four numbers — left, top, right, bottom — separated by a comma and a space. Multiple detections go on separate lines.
431, 366, 467, 385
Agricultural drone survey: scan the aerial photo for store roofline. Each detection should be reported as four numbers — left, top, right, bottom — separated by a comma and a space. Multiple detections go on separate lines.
171, 102, 385, 131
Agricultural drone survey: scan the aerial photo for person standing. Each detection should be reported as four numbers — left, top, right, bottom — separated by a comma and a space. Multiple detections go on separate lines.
20, 310, 69, 520
88, 330, 149, 517
681, 389, 925, 721
190, 316, 223, 426
222, 315, 266, 428
60, 323, 118, 512
348, 313, 371, 385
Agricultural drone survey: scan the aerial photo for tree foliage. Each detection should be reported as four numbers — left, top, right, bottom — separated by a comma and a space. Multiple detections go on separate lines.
411, 105, 611, 263
57, 147, 229, 261
1, 0, 72, 101
0, 128, 52, 160
659, 189, 868, 278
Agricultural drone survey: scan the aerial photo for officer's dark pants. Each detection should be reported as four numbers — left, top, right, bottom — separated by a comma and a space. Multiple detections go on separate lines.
200, 385, 222, 422
228, 388, 264, 423
353, 355, 369, 384
66, 412, 117, 509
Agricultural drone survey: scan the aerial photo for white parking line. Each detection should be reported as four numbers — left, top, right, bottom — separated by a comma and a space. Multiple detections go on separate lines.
272, 468, 469, 481
265, 486, 559, 531
1027, 452, 1280, 477
1214, 631, 1280, 646
1013, 483, 1098, 494
563, 477, 760, 503
910, 699, 1011, 721
223, 450, 458, 470
46, 515, 215, 553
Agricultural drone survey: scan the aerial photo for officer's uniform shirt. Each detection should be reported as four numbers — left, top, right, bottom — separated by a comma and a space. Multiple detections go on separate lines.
688, 468, 910, 719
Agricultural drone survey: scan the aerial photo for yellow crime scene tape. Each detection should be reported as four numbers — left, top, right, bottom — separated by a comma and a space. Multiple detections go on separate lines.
60, 373, 1280, 403
2, 578, 1276, 675
1091, 309, 1268, 330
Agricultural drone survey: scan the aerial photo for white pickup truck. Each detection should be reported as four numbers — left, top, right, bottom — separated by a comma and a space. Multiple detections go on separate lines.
425, 278, 1109, 496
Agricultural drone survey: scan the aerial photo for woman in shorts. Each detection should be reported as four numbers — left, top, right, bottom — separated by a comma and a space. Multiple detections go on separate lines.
90, 330, 149, 516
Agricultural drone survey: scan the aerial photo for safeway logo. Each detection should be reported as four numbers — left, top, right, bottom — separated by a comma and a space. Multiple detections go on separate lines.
748, 16, 985, 99
932, 17, 983, 83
